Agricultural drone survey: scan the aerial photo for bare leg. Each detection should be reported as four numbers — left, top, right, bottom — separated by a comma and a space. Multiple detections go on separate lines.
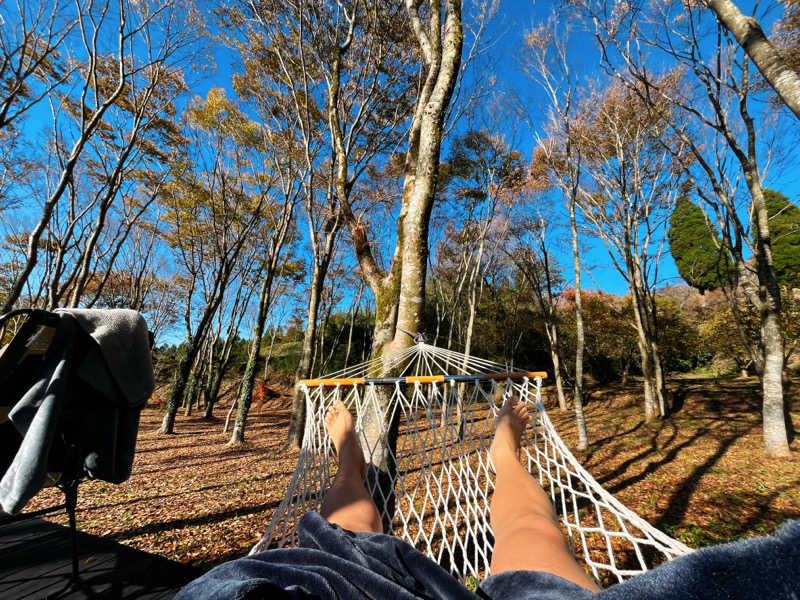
489, 398, 599, 592
319, 399, 383, 534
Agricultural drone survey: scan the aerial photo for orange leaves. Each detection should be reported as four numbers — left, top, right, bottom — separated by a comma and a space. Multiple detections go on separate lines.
25, 400, 299, 569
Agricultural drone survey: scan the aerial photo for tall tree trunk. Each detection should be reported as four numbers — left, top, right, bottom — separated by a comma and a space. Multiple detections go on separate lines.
361, 280, 402, 533
706, 0, 800, 121
224, 400, 237, 433
746, 175, 790, 456
570, 199, 588, 450
334, 0, 463, 530
160, 339, 196, 434
761, 310, 788, 455
288, 261, 326, 448
205, 284, 252, 420
183, 364, 200, 416
734, 81, 790, 456
204, 371, 222, 419
546, 322, 568, 411
630, 284, 658, 422
229, 268, 277, 445
229, 203, 293, 445
344, 282, 363, 367
159, 257, 240, 434
205, 338, 236, 420
651, 338, 668, 417
183, 341, 208, 416
457, 243, 486, 434
621, 357, 632, 386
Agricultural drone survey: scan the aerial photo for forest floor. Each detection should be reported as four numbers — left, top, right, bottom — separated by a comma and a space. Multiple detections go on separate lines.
24, 374, 800, 571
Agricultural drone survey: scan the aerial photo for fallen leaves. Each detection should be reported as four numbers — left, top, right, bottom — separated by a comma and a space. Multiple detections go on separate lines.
24, 397, 298, 569
20, 374, 800, 575
548, 375, 800, 547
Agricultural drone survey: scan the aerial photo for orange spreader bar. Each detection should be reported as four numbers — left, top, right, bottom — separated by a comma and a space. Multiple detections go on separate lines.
406, 375, 446, 384
300, 377, 365, 387
299, 371, 547, 388
487, 371, 548, 381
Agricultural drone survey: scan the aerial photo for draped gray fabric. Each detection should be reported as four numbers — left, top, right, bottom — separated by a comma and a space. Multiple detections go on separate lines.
0, 310, 153, 515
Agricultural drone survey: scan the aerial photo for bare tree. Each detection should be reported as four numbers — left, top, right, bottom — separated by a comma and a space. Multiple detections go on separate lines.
523, 16, 590, 448
224, 0, 415, 447
320, 0, 463, 523
576, 82, 680, 422
586, 0, 791, 454
505, 206, 569, 413
0, 0, 76, 133
202, 247, 259, 420
1, 0, 201, 313
705, 0, 800, 120
227, 162, 298, 446
445, 127, 521, 370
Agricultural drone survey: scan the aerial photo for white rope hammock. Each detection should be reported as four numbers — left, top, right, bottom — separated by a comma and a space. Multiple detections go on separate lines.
252, 342, 692, 586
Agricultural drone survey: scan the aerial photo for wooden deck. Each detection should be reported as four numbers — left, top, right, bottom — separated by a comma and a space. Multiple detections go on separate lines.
0, 516, 202, 599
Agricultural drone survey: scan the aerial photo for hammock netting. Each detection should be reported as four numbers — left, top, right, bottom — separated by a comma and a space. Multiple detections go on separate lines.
251, 343, 691, 586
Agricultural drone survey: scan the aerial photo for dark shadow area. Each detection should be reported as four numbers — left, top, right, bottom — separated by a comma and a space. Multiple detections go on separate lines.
593, 420, 679, 490
737, 482, 799, 536
134, 442, 216, 455
79, 473, 281, 514
435, 523, 494, 581
785, 380, 797, 444
110, 498, 282, 542
654, 432, 741, 532
135, 453, 257, 476
587, 421, 645, 451
0, 516, 201, 599
670, 385, 687, 413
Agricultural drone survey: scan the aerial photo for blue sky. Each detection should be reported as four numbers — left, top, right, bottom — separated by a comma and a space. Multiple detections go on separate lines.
144, 0, 800, 299
7, 0, 799, 335
472, 0, 800, 296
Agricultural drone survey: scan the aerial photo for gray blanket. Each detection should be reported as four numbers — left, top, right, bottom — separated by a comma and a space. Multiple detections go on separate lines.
0, 309, 153, 515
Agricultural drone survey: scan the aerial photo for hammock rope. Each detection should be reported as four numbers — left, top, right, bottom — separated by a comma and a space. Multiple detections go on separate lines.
252, 342, 692, 585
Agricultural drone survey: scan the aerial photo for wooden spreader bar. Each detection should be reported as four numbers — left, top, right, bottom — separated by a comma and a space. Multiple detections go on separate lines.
299, 371, 547, 388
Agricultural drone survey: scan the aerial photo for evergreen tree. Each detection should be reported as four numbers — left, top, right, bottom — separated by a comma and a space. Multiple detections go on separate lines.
761, 189, 800, 288
668, 196, 733, 293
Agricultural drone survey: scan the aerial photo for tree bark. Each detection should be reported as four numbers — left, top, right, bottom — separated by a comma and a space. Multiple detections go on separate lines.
630, 281, 659, 422
569, 199, 589, 450
744, 174, 790, 456
229, 270, 276, 445
546, 322, 567, 411
706, 0, 800, 121
229, 203, 294, 445
330, 0, 463, 529
344, 282, 364, 367
288, 259, 326, 448
160, 242, 245, 434
183, 363, 200, 416
160, 339, 195, 434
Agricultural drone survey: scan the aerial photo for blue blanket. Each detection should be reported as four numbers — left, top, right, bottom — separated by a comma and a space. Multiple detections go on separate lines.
176, 512, 800, 599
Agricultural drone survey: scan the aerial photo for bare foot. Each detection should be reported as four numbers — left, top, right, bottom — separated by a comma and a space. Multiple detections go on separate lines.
325, 399, 365, 480
489, 396, 529, 471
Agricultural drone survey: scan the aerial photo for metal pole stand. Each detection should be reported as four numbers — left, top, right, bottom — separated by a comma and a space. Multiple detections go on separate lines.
60, 479, 80, 582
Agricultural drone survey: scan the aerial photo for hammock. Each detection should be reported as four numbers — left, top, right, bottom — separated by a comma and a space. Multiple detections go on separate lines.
251, 342, 691, 585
